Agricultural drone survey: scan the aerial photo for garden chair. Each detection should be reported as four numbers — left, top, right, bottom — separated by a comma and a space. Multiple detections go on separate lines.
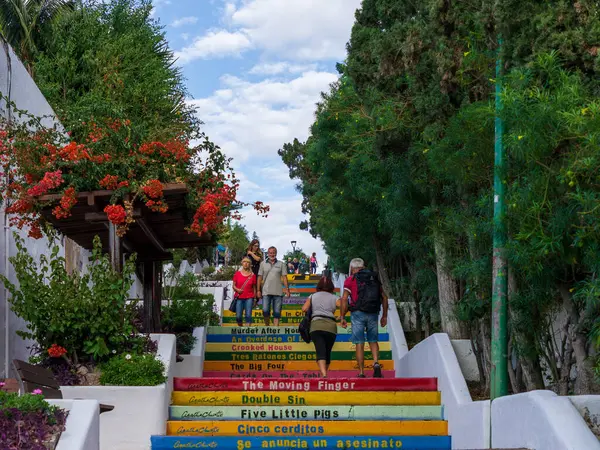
12, 359, 114, 414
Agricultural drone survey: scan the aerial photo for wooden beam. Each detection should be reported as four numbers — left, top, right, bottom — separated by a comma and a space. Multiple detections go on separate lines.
137, 218, 167, 253
39, 183, 188, 203
85, 209, 141, 222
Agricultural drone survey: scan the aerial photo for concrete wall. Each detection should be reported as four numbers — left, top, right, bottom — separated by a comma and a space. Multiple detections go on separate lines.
48, 399, 101, 450
492, 391, 600, 450
388, 299, 490, 450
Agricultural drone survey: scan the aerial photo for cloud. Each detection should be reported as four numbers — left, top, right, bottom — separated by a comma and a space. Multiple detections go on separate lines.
188, 70, 338, 163
188, 69, 338, 269
171, 16, 198, 28
248, 62, 317, 75
174, 30, 252, 63
230, 0, 361, 60
176, 0, 361, 64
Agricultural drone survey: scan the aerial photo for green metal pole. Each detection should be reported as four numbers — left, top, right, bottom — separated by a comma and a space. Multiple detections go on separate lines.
491, 36, 509, 400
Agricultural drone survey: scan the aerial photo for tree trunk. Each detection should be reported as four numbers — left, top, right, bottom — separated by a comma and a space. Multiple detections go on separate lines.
373, 234, 392, 297
478, 317, 492, 392
508, 268, 546, 390
557, 283, 600, 394
433, 231, 469, 339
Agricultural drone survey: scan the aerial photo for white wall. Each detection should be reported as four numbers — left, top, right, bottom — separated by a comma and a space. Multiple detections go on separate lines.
492, 391, 600, 450
48, 399, 100, 450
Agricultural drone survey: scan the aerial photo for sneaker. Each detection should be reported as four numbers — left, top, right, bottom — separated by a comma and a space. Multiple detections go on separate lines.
357, 373, 366, 378
373, 362, 382, 378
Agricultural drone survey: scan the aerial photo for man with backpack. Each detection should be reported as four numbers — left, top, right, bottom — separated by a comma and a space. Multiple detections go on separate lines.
340, 258, 388, 378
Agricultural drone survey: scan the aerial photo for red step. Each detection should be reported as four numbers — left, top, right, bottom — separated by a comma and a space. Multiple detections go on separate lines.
201, 370, 396, 379
174, 377, 437, 392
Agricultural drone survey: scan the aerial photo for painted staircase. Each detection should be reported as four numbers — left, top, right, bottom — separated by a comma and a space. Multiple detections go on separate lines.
151, 275, 452, 449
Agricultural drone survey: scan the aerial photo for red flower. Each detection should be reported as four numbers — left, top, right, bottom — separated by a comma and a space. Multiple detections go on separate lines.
104, 204, 126, 225
99, 174, 119, 190
48, 344, 67, 358
143, 179, 163, 199
26, 170, 64, 197
52, 187, 78, 219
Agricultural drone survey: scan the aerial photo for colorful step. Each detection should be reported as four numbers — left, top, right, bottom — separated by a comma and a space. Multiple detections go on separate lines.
222, 309, 348, 318
169, 405, 444, 421
205, 342, 391, 352
206, 333, 390, 342
174, 377, 437, 391
171, 391, 440, 406
204, 351, 392, 361
207, 325, 388, 335
151, 435, 451, 450
166, 420, 448, 436
222, 316, 356, 324
203, 360, 394, 372
201, 370, 397, 378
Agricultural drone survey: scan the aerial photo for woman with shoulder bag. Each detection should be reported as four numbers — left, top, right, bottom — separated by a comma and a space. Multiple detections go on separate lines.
231, 256, 257, 327
301, 277, 338, 378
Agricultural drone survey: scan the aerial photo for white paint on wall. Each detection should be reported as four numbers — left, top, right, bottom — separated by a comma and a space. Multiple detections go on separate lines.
450, 339, 480, 382
60, 334, 175, 450
492, 390, 600, 450
47, 399, 100, 450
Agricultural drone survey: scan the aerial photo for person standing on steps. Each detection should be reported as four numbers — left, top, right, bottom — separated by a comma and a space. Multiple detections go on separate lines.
340, 258, 388, 378
257, 246, 290, 326
302, 276, 339, 378
310, 252, 318, 274
246, 239, 263, 308
246, 239, 263, 278
232, 256, 257, 327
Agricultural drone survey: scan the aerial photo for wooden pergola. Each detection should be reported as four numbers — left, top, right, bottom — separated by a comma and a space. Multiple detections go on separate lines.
39, 183, 215, 332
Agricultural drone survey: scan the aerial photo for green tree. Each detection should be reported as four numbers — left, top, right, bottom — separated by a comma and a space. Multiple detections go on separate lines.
0, 0, 73, 69
280, 0, 600, 395
223, 222, 250, 265
31, 0, 199, 144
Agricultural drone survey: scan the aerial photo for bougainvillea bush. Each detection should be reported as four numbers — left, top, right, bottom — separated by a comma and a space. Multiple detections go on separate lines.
0, 97, 268, 239
0, 387, 67, 450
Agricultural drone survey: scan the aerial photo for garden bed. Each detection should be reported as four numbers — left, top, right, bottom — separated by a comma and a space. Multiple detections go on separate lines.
0, 386, 68, 450
60, 333, 176, 450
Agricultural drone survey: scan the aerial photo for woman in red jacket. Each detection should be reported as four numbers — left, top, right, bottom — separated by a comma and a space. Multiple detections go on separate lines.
232, 256, 257, 326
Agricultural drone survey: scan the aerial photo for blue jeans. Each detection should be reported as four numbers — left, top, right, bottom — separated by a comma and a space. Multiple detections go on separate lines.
262, 295, 283, 319
236, 298, 253, 325
351, 311, 379, 344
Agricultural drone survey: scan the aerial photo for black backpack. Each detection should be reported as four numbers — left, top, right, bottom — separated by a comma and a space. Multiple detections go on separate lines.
351, 270, 382, 314
298, 304, 313, 343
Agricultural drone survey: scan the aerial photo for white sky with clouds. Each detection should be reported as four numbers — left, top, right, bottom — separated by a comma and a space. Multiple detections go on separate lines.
154, 0, 362, 269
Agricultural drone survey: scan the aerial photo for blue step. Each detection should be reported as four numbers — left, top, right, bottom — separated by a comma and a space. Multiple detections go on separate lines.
206, 333, 390, 343
151, 435, 451, 449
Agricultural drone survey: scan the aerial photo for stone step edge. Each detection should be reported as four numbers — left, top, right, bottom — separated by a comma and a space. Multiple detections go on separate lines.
173, 377, 438, 392
150, 435, 451, 450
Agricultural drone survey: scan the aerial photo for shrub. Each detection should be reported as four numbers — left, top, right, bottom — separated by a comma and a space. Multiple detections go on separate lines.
2, 234, 138, 363
202, 266, 216, 276
0, 389, 67, 449
99, 353, 166, 386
